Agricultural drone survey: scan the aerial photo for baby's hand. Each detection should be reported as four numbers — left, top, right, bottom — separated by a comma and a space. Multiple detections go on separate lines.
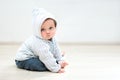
59, 61, 68, 68
58, 69, 65, 73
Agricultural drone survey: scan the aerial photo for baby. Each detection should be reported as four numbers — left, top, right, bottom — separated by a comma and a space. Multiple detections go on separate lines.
15, 8, 68, 73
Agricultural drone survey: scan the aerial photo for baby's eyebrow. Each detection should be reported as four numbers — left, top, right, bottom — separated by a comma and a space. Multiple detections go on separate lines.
41, 28, 43, 29
41, 27, 45, 29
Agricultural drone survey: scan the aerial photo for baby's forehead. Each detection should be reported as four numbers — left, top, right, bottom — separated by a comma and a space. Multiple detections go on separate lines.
43, 18, 57, 26
41, 20, 56, 28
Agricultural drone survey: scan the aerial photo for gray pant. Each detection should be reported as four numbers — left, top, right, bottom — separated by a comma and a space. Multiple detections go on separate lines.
15, 57, 49, 71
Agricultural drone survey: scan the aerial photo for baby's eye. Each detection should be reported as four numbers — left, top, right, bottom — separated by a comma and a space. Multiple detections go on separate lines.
49, 27, 53, 30
41, 28, 45, 31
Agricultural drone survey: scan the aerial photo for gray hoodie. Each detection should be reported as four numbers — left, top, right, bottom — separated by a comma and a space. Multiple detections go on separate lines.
15, 8, 63, 72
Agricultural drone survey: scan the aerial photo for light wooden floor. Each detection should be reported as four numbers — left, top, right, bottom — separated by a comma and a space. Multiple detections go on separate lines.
0, 44, 120, 80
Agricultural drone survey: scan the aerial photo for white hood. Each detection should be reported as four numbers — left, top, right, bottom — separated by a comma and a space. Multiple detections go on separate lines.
32, 8, 56, 38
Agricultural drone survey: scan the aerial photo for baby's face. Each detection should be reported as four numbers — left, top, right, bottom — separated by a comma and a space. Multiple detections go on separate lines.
41, 19, 56, 40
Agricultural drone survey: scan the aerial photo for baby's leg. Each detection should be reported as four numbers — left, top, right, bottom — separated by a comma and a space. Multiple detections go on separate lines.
15, 57, 49, 71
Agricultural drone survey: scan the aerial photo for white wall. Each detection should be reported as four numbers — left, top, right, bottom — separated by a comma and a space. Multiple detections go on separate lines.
0, 0, 120, 44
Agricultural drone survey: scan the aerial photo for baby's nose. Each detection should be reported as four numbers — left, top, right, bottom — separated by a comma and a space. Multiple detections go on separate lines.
46, 30, 50, 33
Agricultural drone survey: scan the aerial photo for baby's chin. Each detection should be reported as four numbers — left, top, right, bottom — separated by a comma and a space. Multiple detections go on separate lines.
43, 37, 52, 41
48, 38, 52, 41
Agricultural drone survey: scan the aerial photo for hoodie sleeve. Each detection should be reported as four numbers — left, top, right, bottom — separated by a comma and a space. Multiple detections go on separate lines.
53, 39, 64, 62
31, 39, 61, 72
